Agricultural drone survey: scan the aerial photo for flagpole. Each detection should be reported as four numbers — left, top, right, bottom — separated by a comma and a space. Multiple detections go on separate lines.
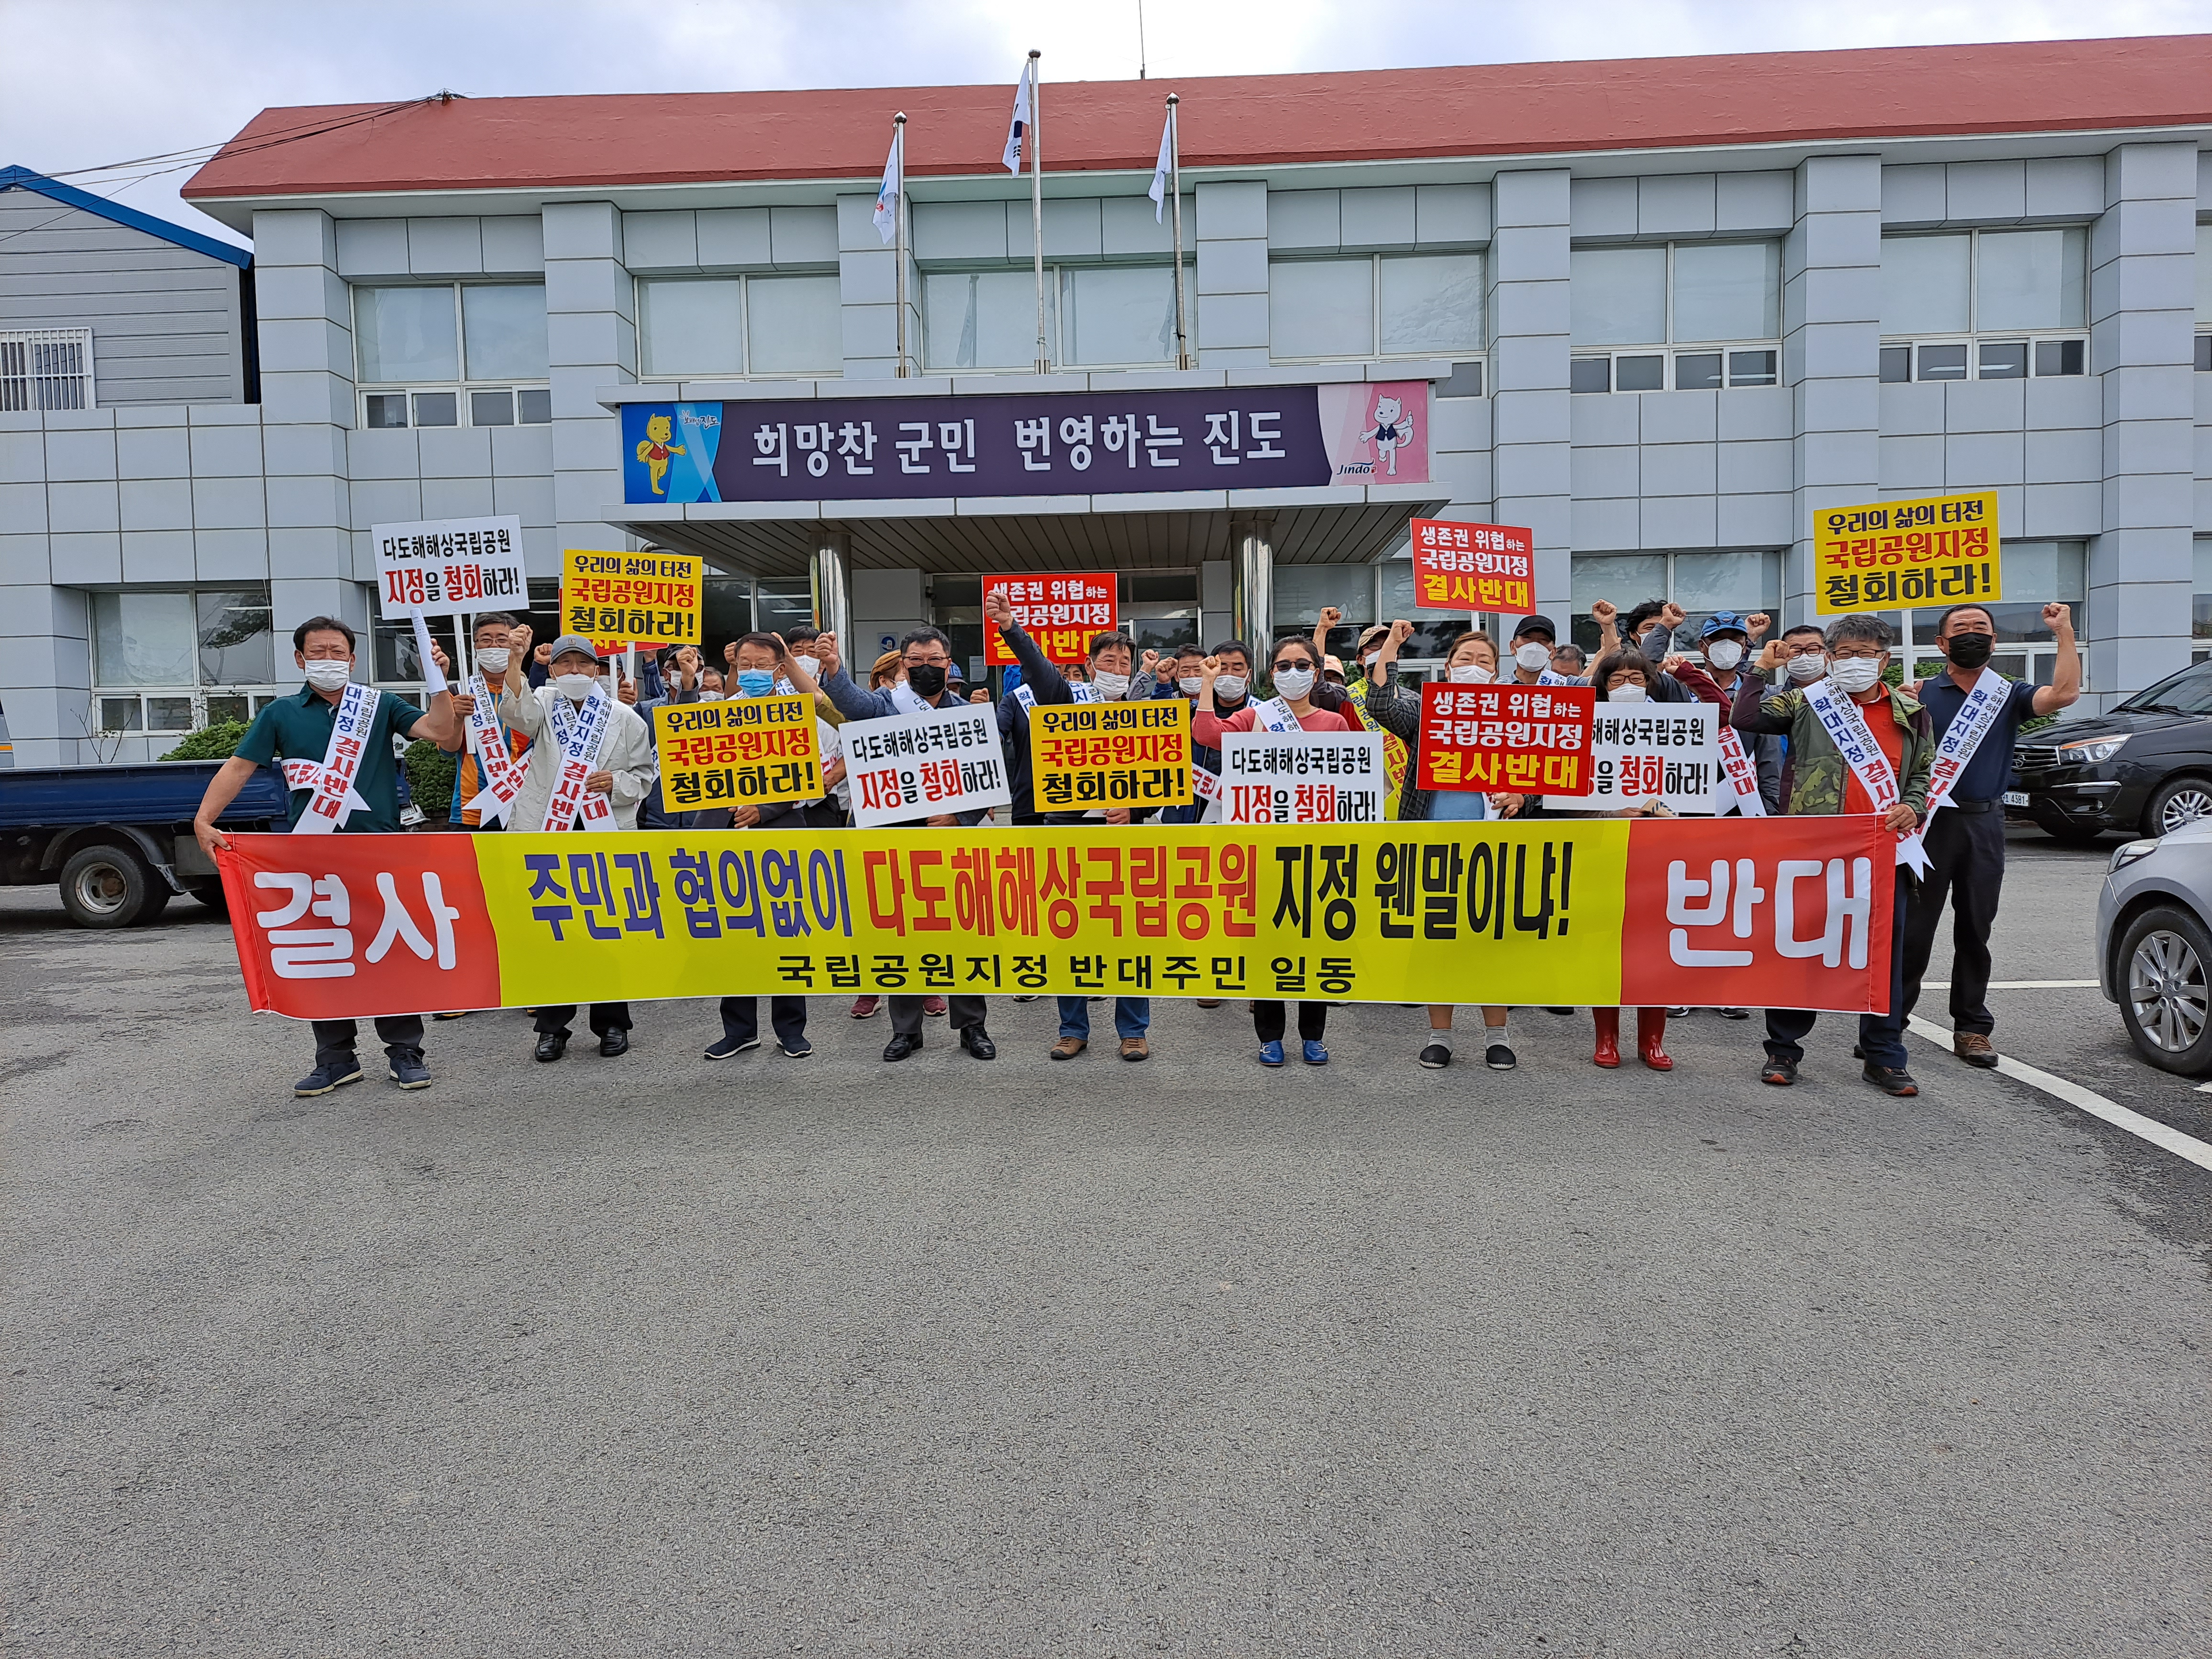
892, 112, 909, 378
1028, 50, 1047, 375
1167, 93, 1188, 371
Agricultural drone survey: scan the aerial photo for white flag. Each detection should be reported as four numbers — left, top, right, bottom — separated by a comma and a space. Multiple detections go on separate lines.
872, 126, 901, 245
1148, 112, 1173, 223
1002, 61, 1031, 173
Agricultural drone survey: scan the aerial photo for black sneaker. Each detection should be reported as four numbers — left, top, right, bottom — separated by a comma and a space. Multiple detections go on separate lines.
387, 1049, 430, 1090
1862, 1063, 1919, 1097
294, 1059, 362, 1097
1716, 1007, 1750, 1020
1418, 1042, 1451, 1069
1485, 1040, 1517, 1071
1760, 1056, 1798, 1086
704, 1035, 760, 1060
778, 1040, 813, 1059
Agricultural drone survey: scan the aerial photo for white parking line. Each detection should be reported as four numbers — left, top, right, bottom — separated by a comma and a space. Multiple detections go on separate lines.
1904, 1015, 2212, 1174
1921, 980, 2100, 990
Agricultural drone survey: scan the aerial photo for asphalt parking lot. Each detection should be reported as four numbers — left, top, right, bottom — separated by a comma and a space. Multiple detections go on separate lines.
3, 823, 2208, 1657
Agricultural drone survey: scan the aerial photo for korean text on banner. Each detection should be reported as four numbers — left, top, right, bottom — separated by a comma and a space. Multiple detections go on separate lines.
984, 572, 1117, 665
1031, 700, 1192, 811
1577, 703, 1719, 814
1416, 682, 1593, 796
373, 516, 527, 618
1409, 518, 1534, 614
1813, 491, 2001, 615
655, 695, 822, 811
1218, 731, 1384, 825
841, 704, 1012, 827
560, 549, 704, 650
217, 817, 1892, 1018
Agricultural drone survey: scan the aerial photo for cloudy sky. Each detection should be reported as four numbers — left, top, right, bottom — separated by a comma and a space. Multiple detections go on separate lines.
11, 0, 2212, 249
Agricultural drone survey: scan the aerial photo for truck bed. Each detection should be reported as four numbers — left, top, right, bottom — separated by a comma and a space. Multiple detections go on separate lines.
0, 761, 288, 829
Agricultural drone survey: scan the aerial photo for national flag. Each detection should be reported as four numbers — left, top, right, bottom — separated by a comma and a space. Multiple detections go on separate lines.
873, 125, 901, 245
1002, 61, 1032, 173
1148, 111, 1173, 223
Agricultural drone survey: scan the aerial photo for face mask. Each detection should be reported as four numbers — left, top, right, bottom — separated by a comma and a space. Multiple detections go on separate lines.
698, 690, 724, 701
905, 663, 946, 699
793, 655, 822, 681
1215, 674, 1249, 701
302, 659, 352, 692
1448, 663, 1493, 685
1610, 684, 1649, 703
474, 647, 510, 675
1514, 643, 1551, 672
1704, 640, 1744, 672
1944, 632, 1994, 670
1091, 670, 1130, 700
1828, 656, 1884, 695
1272, 666, 1316, 700
554, 673, 597, 702
1177, 675, 1203, 696
1786, 653, 1826, 683
736, 669, 776, 698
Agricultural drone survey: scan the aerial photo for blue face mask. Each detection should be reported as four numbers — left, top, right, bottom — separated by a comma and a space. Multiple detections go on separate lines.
736, 669, 777, 698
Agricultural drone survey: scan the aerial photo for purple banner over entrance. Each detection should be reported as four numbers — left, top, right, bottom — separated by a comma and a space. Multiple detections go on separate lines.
620, 381, 1431, 506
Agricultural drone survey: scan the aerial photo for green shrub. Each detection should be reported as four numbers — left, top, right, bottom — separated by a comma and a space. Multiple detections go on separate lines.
160, 719, 251, 762
404, 739, 458, 819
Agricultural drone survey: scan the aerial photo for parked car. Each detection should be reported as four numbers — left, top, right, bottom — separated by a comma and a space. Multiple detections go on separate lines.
2098, 819, 2212, 1073
0, 760, 287, 929
2011, 661, 2212, 843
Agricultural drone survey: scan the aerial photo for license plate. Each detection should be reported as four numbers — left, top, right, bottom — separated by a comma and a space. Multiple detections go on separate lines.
2003, 790, 2029, 808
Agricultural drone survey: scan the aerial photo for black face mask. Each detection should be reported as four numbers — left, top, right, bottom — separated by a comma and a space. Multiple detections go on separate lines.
1944, 632, 1994, 670
905, 663, 947, 698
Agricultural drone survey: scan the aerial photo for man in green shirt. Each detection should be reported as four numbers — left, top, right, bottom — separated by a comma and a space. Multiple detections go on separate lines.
193, 615, 460, 1098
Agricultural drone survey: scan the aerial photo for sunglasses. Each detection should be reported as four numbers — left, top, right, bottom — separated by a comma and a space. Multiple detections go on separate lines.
1270, 661, 1307, 675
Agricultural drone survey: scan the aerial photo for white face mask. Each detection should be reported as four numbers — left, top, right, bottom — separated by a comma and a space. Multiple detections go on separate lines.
698, 690, 724, 701
1786, 653, 1826, 683
1514, 643, 1551, 672
1827, 656, 1884, 695
302, 659, 352, 692
1177, 675, 1203, 696
793, 655, 821, 681
1090, 670, 1130, 700
474, 647, 510, 675
1272, 666, 1316, 700
553, 673, 597, 702
1215, 674, 1249, 701
1704, 640, 1744, 672
1448, 663, 1494, 685
1609, 683, 1649, 703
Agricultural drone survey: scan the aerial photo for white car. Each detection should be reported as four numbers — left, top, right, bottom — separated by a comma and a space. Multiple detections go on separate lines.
2097, 818, 2212, 1073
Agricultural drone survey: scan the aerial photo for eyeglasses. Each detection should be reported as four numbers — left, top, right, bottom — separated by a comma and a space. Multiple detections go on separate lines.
1829, 648, 1886, 660
902, 653, 949, 668
1782, 641, 1827, 656
1270, 660, 1307, 675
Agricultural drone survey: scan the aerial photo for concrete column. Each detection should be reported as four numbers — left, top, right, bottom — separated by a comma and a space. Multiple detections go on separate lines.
1231, 513, 1274, 648
811, 528, 852, 644
1194, 181, 1269, 370
543, 201, 633, 572
838, 195, 919, 380
1783, 154, 1882, 630
1488, 169, 1571, 619
2089, 141, 2198, 705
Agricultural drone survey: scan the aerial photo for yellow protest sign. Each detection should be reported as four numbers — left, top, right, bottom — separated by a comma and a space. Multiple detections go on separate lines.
1813, 491, 2000, 615
654, 695, 821, 811
1030, 700, 1192, 811
560, 548, 703, 649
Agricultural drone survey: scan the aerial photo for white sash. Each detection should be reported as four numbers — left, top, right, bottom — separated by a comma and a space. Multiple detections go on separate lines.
1066, 681, 1099, 704
1922, 665, 2011, 825
1250, 696, 1299, 733
459, 672, 523, 825
1802, 677, 1928, 874
889, 682, 933, 716
1009, 684, 1038, 715
281, 682, 379, 835
1715, 723, 1767, 817
1537, 668, 1582, 688
538, 686, 618, 833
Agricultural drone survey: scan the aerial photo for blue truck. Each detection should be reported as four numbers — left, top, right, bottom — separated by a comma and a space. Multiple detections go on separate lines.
0, 760, 290, 928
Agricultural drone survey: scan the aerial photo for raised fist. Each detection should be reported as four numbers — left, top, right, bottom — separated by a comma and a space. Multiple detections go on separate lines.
982, 590, 1014, 628
1746, 613, 1771, 641
1590, 599, 1617, 626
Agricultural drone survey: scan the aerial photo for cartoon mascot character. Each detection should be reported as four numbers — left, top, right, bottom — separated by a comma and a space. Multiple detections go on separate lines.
1361, 393, 1413, 477
634, 412, 685, 497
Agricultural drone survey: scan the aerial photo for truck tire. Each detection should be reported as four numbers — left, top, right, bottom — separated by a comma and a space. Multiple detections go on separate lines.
58, 843, 158, 929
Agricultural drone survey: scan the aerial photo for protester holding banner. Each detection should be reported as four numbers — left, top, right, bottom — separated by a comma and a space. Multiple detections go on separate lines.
1549, 642, 1589, 682
1733, 614, 1933, 1096
498, 631, 659, 1062
1899, 601, 2079, 1070
191, 614, 460, 1097
1691, 612, 1782, 817
439, 612, 531, 830
1131, 642, 1210, 824
1507, 615, 1578, 687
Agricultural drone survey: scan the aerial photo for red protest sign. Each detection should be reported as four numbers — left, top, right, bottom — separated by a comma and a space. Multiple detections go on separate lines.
984, 572, 1117, 665
1410, 519, 1534, 613
1416, 681, 1593, 796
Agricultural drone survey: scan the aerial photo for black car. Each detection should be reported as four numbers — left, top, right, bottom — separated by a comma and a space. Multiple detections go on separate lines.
2012, 660, 2212, 843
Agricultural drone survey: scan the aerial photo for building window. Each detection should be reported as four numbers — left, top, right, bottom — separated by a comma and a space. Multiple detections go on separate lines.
2197, 224, 2212, 372
2192, 537, 2212, 661
0, 327, 94, 411
1878, 229, 2088, 383
1877, 541, 2088, 685
1269, 253, 1484, 363
354, 283, 551, 428
91, 586, 276, 735
1570, 242, 1781, 393
922, 264, 1190, 371
1568, 550, 1784, 653
636, 274, 842, 378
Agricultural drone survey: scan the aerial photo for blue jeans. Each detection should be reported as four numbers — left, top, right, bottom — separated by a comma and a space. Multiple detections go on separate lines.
1059, 996, 1150, 1041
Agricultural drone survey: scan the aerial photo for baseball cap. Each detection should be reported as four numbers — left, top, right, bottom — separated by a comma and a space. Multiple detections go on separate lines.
1511, 614, 1558, 643
1323, 655, 1347, 678
1700, 610, 1752, 639
547, 634, 599, 664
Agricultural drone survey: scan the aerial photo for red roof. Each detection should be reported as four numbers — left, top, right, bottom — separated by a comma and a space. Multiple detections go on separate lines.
184, 35, 2212, 201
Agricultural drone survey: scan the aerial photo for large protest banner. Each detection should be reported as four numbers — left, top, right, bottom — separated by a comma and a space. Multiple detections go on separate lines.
560, 549, 704, 650
1031, 701, 1192, 811
217, 818, 1895, 1017
1408, 518, 1534, 614
655, 695, 822, 811
1416, 683, 1593, 796
372, 516, 528, 617
984, 573, 1117, 665
1812, 491, 2000, 615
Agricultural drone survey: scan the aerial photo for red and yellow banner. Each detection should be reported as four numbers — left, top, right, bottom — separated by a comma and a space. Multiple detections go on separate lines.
217, 818, 1893, 1018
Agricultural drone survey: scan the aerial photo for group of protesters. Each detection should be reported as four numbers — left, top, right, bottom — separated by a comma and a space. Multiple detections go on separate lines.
191, 578, 2080, 1104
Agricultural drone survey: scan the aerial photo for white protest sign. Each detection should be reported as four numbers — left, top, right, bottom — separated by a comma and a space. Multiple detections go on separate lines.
1574, 702, 1720, 815
841, 702, 1013, 828
1218, 730, 1385, 825
372, 515, 527, 618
